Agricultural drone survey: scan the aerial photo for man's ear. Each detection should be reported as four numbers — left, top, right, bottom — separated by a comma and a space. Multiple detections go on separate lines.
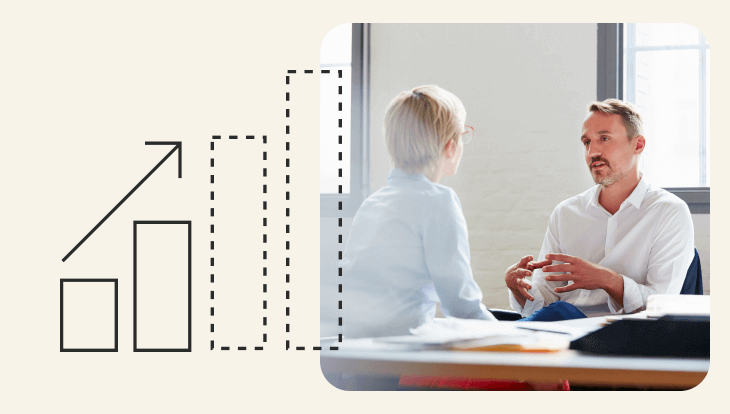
634, 135, 645, 154
444, 139, 456, 159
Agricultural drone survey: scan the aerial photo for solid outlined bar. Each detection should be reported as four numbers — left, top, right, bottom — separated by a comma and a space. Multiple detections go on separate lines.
134, 220, 192, 352
60, 278, 118, 352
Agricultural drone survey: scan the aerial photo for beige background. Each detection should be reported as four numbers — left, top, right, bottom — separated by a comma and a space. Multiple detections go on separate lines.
0, 0, 724, 412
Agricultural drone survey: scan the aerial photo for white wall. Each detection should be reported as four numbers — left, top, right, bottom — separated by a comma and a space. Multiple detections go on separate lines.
321, 24, 710, 334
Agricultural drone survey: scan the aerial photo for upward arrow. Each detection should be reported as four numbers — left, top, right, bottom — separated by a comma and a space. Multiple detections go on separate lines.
62, 141, 182, 262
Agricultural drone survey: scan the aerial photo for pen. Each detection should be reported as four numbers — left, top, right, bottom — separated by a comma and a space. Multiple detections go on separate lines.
516, 326, 571, 335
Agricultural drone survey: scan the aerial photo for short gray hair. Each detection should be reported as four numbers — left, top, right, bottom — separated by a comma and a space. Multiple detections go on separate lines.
587, 99, 644, 140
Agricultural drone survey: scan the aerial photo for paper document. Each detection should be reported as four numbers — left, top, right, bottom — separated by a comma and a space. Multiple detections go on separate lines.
336, 318, 599, 352
383, 318, 577, 352
645, 294, 710, 317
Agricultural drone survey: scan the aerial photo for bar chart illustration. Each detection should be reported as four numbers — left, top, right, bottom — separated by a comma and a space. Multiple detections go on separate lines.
56, 70, 330, 354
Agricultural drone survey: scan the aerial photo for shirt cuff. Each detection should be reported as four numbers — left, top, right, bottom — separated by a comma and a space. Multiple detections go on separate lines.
607, 275, 641, 314
508, 289, 524, 313
508, 286, 544, 317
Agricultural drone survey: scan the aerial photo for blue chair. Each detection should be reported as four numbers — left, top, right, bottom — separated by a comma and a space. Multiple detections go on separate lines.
680, 248, 704, 295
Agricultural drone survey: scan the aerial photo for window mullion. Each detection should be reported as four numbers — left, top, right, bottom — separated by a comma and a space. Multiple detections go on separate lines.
626, 23, 636, 104
699, 32, 707, 186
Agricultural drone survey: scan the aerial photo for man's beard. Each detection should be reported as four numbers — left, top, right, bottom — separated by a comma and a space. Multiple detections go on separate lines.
590, 157, 624, 187
593, 169, 625, 187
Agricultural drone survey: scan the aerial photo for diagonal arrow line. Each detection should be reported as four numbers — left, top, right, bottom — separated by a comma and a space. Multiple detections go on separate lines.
62, 141, 182, 262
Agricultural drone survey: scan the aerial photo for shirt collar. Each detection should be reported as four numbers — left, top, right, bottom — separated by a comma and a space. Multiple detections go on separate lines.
387, 168, 431, 183
586, 174, 651, 211
586, 185, 603, 210
624, 175, 650, 209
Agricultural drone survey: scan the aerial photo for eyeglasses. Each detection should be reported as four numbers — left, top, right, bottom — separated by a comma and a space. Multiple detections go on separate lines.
461, 125, 474, 145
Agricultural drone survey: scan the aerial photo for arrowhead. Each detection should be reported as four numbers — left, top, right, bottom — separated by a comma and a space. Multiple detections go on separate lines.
145, 141, 182, 178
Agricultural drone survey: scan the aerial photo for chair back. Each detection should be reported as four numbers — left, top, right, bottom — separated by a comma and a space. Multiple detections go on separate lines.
680, 248, 703, 295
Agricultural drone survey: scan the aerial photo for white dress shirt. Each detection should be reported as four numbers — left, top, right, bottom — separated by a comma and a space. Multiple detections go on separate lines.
509, 176, 695, 317
344, 169, 494, 338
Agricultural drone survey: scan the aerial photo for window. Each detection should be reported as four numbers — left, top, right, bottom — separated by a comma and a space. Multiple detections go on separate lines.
320, 23, 369, 216
598, 23, 710, 213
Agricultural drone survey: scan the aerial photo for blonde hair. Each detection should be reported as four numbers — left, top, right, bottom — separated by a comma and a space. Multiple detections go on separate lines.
587, 99, 644, 140
383, 85, 466, 175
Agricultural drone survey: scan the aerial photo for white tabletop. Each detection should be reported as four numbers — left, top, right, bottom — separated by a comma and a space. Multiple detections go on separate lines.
319, 317, 709, 389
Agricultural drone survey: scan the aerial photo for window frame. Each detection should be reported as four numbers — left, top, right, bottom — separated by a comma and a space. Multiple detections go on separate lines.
320, 23, 370, 218
597, 23, 710, 214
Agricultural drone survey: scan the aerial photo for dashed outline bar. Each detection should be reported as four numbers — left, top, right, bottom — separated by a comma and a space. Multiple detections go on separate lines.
262, 134, 268, 348
211, 138, 215, 351
210, 135, 265, 351
337, 68, 343, 347
286, 70, 339, 351
285, 73, 291, 350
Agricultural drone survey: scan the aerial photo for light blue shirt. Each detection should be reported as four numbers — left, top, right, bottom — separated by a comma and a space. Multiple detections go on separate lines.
343, 169, 493, 338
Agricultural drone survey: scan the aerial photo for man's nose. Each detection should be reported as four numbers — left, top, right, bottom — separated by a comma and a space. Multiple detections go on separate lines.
587, 142, 600, 158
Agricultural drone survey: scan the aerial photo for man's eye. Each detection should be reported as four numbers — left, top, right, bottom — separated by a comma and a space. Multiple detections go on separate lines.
601, 137, 609, 141
582, 141, 589, 146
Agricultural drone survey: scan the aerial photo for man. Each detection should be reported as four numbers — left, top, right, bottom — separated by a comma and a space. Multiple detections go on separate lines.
505, 99, 694, 319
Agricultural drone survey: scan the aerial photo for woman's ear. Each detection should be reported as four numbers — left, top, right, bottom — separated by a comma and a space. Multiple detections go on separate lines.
444, 139, 456, 159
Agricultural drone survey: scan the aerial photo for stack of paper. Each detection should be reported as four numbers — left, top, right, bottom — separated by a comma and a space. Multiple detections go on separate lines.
374, 318, 578, 352
645, 294, 710, 317
604, 294, 710, 324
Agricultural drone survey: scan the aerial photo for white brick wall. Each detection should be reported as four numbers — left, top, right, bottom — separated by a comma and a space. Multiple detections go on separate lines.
321, 24, 710, 333
369, 24, 597, 311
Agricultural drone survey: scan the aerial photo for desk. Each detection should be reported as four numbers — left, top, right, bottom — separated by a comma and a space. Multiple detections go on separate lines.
320, 318, 709, 390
